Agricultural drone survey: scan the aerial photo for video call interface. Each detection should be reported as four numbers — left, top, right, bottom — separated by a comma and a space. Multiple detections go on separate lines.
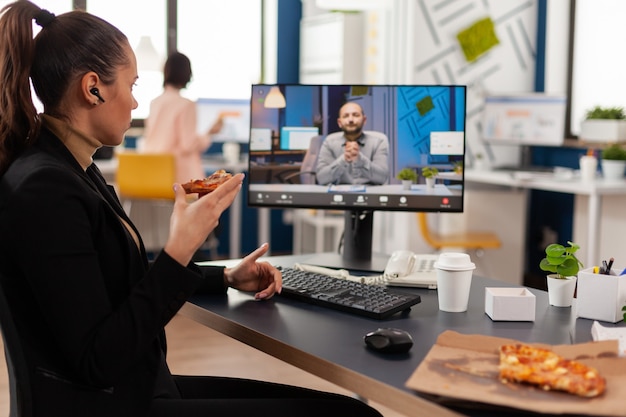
247, 84, 466, 213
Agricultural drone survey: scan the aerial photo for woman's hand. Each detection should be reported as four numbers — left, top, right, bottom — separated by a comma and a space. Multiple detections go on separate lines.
164, 173, 244, 266
224, 243, 282, 300
208, 111, 241, 135
207, 117, 224, 135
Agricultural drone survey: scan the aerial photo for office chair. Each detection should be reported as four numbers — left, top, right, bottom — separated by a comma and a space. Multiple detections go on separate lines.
416, 212, 501, 271
115, 151, 176, 206
0, 272, 34, 417
275, 135, 325, 184
115, 152, 176, 253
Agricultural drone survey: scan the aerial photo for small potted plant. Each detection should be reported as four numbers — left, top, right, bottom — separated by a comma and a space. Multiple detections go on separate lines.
601, 144, 626, 180
473, 152, 487, 170
396, 167, 418, 190
580, 106, 626, 143
421, 166, 439, 188
539, 241, 583, 307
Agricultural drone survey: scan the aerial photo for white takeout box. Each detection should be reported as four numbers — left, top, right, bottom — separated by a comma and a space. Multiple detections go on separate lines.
485, 287, 536, 321
577, 267, 626, 323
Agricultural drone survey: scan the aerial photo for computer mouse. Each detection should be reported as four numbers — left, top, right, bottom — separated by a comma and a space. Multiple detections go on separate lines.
364, 328, 413, 354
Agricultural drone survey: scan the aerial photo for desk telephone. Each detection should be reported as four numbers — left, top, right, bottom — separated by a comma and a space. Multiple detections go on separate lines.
294, 250, 438, 289
382, 250, 438, 289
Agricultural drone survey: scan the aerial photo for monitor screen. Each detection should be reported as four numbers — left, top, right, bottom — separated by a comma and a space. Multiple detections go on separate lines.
280, 126, 320, 150
196, 98, 250, 143
482, 94, 566, 146
249, 128, 273, 151
247, 84, 466, 271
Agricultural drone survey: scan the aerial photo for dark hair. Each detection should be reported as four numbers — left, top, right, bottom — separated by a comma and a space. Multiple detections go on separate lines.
163, 52, 192, 89
0, 0, 129, 175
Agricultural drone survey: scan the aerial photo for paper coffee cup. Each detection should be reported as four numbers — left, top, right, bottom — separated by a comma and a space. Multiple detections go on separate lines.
579, 155, 597, 181
434, 253, 475, 312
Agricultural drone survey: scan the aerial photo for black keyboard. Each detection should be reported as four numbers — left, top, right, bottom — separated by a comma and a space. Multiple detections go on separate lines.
278, 267, 421, 319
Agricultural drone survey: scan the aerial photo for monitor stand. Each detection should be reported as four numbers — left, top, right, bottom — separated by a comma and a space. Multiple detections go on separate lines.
302, 210, 389, 274
303, 252, 389, 274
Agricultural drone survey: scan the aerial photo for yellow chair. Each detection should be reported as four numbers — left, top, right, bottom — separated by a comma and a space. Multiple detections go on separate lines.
115, 152, 176, 252
115, 152, 176, 203
416, 212, 501, 257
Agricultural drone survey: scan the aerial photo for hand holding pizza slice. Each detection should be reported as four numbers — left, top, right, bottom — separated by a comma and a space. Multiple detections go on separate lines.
181, 169, 233, 197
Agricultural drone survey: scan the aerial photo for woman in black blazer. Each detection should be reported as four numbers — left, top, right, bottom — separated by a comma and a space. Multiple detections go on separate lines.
0, 2, 382, 417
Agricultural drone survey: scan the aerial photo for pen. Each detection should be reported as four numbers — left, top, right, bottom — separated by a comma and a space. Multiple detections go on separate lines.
606, 257, 614, 275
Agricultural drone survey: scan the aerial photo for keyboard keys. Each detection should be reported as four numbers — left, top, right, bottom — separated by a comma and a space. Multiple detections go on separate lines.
278, 267, 421, 319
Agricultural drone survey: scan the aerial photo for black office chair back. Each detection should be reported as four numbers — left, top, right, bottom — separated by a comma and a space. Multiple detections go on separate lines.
0, 273, 34, 417
297, 135, 324, 184
274, 135, 325, 184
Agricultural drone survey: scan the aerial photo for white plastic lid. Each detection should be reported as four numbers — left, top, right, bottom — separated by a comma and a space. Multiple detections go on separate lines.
433, 252, 476, 271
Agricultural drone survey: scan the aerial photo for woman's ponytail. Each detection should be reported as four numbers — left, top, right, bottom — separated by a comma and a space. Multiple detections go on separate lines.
0, 0, 41, 175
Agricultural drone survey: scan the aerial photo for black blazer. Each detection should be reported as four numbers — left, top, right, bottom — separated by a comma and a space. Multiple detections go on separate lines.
0, 130, 226, 416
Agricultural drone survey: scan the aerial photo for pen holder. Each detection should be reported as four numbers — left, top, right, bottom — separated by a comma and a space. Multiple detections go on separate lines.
577, 267, 626, 323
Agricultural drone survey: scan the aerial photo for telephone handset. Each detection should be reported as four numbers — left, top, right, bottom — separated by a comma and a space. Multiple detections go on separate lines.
383, 250, 439, 289
292, 250, 438, 288
384, 250, 418, 278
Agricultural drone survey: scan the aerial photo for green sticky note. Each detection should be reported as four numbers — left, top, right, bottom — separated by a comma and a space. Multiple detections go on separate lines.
350, 86, 369, 97
457, 17, 500, 63
416, 96, 434, 116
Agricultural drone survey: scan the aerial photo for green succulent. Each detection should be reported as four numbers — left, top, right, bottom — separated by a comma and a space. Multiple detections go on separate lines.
539, 241, 584, 279
396, 168, 418, 182
585, 106, 626, 120
602, 144, 626, 161
421, 166, 439, 178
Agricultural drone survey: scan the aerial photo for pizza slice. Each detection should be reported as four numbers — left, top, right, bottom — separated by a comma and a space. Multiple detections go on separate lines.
499, 344, 606, 398
181, 169, 233, 196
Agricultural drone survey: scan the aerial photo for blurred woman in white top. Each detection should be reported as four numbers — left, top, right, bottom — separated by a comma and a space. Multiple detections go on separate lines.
142, 52, 222, 182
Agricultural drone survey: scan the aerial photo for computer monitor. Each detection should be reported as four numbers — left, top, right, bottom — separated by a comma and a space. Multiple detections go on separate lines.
196, 98, 250, 143
247, 84, 467, 271
250, 128, 273, 151
482, 94, 566, 146
280, 126, 319, 150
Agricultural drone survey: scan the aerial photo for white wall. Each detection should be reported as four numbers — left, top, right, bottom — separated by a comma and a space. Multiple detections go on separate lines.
263, 0, 279, 84
544, 0, 571, 94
